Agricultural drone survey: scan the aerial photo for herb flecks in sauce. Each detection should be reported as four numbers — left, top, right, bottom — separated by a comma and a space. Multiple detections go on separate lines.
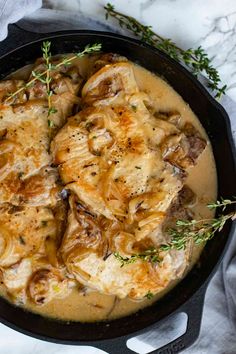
145, 291, 154, 300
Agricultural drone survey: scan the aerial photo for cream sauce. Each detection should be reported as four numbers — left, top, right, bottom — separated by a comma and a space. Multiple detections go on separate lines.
0, 60, 217, 322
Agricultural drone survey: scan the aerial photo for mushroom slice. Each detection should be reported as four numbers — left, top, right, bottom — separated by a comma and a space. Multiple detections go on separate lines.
160, 123, 207, 169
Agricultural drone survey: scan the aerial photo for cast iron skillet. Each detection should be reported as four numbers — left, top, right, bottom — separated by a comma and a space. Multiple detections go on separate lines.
0, 25, 235, 354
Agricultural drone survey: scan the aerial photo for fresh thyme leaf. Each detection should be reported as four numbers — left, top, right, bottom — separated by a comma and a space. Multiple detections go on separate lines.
76, 43, 102, 58
113, 252, 134, 267
31, 70, 47, 84
48, 119, 54, 128
207, 197, 236, 211
17, 171, 24, 179
4, 42, 102, 106
114, 198, 236, 267
48, 107, 57, 115
145, 291, 154, 299
104, 3, 226, 99
57, 43, 102, 68
114, 247, 161, 267
19, 235, 26, 245
41, 220, 48, 227
41, 41, 56, 118
162, 211, 235, 251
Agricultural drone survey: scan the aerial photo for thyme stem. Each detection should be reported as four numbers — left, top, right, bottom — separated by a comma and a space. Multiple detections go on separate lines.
42, 41, 55, 118
4, 43, 102, 104
114, 198, 236, 267
104, 3, 227, 99
114, 247, 161, 267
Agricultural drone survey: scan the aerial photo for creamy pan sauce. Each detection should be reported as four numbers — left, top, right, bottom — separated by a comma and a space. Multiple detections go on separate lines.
0, 56, 217, 322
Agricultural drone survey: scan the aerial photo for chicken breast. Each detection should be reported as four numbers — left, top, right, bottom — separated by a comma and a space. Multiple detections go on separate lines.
0, 204, 57, 267
0, 57, 84, 304
53, 61, 206, 299
1, 256, 75, 305
0, 55, 85, 206
59, 194, 190, 299
0, 200, 74, 304
0, 104, 59, 206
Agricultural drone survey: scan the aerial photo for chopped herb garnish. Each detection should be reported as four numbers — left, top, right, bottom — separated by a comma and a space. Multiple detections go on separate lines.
41, 220, 48, 227
131, 105, 137, 112
18, 171, 24, 178
19, 235, 26, 245
135, 166, 141, 169
48, 119, 54, 128
85, 122, 95, 132
145, 291, 154, 299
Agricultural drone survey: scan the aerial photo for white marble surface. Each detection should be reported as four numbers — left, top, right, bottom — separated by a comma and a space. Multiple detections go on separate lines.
44, 0, 236, 102
0, 1, 236, 354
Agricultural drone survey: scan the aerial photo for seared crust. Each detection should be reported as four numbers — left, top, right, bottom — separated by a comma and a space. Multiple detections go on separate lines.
53, 62, 206, 299
0, 55, 84, 304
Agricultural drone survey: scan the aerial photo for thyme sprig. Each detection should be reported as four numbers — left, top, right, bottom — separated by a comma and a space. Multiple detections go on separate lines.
145, 291, 154, 300
161, 212, 235, 252
114, 247, 161, 267
4, 42, 102, 122
114, 198, 236, 267
41, 41, 56, 119
104, 3, 227, 99
207, 197, 236, 211
31, 41, 57, 126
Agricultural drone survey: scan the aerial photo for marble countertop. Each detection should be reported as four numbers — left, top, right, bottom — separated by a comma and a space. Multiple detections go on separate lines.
44, 0, 236, 102
0, 1, 236, 354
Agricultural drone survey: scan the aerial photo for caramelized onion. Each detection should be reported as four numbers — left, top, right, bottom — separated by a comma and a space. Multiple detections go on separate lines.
61, 196, 107, 267
27, 268, 68, 305
112, 232, 135, 255
0, 227, 15, 266
0, 140, 17, 181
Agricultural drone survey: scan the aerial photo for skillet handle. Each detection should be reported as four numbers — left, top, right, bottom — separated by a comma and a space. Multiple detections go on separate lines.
148, 287, 206, 354
93, 286, 206, 354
